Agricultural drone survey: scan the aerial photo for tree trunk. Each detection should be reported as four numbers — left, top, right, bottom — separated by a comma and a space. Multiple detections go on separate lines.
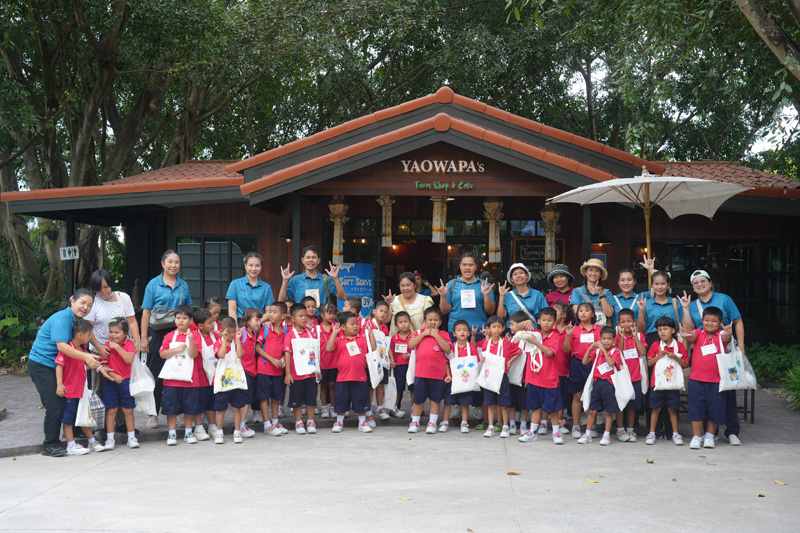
735, 0, 800, 84
42, 222, 65, 302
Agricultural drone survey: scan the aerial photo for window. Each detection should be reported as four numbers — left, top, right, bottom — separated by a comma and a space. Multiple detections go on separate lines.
176, 235, 257, 303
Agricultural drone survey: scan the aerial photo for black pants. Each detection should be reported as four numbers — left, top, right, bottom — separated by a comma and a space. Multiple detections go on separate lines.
146, 327, 174, 414
28, 359, 65, 447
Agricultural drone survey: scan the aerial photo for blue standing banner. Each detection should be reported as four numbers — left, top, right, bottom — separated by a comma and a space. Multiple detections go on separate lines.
337, 263, 375, 317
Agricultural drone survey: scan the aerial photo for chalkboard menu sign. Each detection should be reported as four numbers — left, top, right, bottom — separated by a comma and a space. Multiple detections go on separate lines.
512, 238, 565, 284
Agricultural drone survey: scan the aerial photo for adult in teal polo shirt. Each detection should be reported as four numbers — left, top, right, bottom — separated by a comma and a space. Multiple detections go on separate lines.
497, 263, 547, 328
610, 268, 648, 326
278, 245, 346, 308
27, 288, 103, 457
226, 252, 275, 321
636, 270, 683, 338
437, 252, 496, 335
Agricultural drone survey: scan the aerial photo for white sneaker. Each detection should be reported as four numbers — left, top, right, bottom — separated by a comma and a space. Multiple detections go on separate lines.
126, 437, 139, 448
461, 422, 469, 434
571, 427, 582, 439
728, 434, 741, 446
266, 425, 283, 436
88, 441, 106, 452
240, 426, 256, 438
307, 421, 317, 434
358, 421, 373, 433
689, 436, 702, 449
377, 408, 390, 421
146, 415, 159, 429
703, 437, 715, 449
508, 423, 517, 435
233, 433, 243, 444
672, 434, 684, 446
408, 422, 419, 433
194, 426, 209, 441
390, 408, 405, 418
627, 430, 637, 442
518, 430, 538, 443
426, 422, 437, 434
484, 428, 493, 438
295, 422, 306, 435
215, 433, 224, 444
577, 434, 592, 444
321, 406, 330, 419
599, 435, 611, 446
277, 423, 289, 435
552, 431, 564, 445
104, 439, 116, 451
617, 428, 630, 442
166, 435, 177, 446
645, 432, 656, 445
438, 422, 449, 433
208, 424, 218, 436
538, 422, 548, 435
66, 444, 89, 455
184, 432, 198, 444
366, 414, 377, 428
332, 422, 343, 433
500, 428, 510, 438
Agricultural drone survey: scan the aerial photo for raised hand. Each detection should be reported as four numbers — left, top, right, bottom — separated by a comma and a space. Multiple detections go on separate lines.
480, 280, 495, 297
637, 298, 647, 312
722, 323, 733, 336
565, 325, 575, 336
280, 263, 295, 281
639, 255, 655, 272
498, 281, 510, 296
331, 322, 342, 335
382, 290, 396, 304
324, 262, 340, 279
678, 290, 692, 309
436, 279, 448, 297
235, 329, 243, 341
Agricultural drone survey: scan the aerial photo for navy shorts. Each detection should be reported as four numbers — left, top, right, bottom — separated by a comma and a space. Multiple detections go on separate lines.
559, 376, 572, 408
414, 376, 445, 405
288, 377, 317, 408
567, 357, 592, 394
256, 374, 285, 402
509, 384, 527, 410
379, 368, 389, 385
444, 383, 473, 406
162, 386, 201, 416
687, 379, 725, 424
589, 379, 619, 414
649, 388, 680, 410
624, 380, 643, 411
527, 385, 563, 413
61, 397, 80, 426
103, 378, 135, 409
334, 381, 370, 414
241, 373, 256, 404
395, 364, 413, 393
483, 374, 512, 407
198, 385, 215, 412
320, 368, 338, 385
213, 387, 249, 411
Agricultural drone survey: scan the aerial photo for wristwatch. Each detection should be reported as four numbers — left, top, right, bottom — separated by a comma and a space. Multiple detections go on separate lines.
599, 294, 606, 299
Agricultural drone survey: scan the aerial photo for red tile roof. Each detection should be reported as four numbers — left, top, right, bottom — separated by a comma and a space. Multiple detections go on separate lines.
104, 160, 238, 185
660, 161, 799, 189
228, 87, 664, 175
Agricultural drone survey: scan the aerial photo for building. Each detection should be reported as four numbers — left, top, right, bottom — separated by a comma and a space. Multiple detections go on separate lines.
3, 88, 798, 343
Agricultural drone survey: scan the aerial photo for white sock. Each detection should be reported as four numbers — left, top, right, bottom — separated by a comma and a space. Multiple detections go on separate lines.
531, 424, 539, 433
67, 440, 75, 448
673, 432, 680, 438
195, 424, 203, 430
271, 419, 278, 426
185, 428, 193, 435
705, 432, 715, 440
626, 427, 634, 433
520, 422, 527, 431
584, 429, 592, 437
240, 421, 246, 429
430, 414, 439, 424
216, 429, 223, 437
365, 410, 373, 417
264, 422, 270, 429
358, 415, 365, 424
168, 430, 176, 437
540, 421, 547, 428
127, 431, 135, 440
502, 425, 509, 430
234, 430, 241, 436
337, 415, 344, 424
412, 415, 421, 424
88, 437, 96, 445
603, 431, 611, 438
461, 420, 469, 426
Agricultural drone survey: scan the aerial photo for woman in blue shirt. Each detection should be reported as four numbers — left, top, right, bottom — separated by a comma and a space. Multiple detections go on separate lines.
27, 288, 104, 457
226, 252, 275, 324
139, 250, 193, 427
436, 252, 496, 335
497, 263, 548, 328
610, 268, 647, 326
278, 245, 346, 308
570, 258, 614, 326
636, 270, 683, 345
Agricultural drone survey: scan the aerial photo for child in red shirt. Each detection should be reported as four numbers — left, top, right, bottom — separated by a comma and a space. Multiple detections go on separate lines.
614, 308, 648, 443
388, 312, 413, 418
193, 308, 220, 442
681, 306, 733, 450
237, 307, 262, 438
56, 319, 105, 455
212, 318, 245, 444
255, 302, 288, 436
283, 303, 319, 435
316, 302, 339, 419
479, 315, 522, 439
442, 320, 479, 433
645, 316, 690, 446
579, 326, 624, 445
368, 300, 393, 424
326, 312, 377, 433
101, 317, 137, 450
563, 302, 602, 439
407, 307, 452, 434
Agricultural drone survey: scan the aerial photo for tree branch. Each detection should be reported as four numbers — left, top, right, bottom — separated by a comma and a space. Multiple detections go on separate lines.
736, 0, 800, 83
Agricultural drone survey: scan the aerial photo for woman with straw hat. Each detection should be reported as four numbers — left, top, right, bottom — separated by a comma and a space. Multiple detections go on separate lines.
570, 258, 613, 326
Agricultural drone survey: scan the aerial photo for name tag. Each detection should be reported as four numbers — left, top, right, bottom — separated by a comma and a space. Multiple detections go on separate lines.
623, 348, 638, 360
460, 289, 476, 309
597, 362, 612, 375
395, 343, 408, 354
700, 343, 717, 356
580, 333, 595, 344
305, 288, 320, 306
346, 341, 361, 356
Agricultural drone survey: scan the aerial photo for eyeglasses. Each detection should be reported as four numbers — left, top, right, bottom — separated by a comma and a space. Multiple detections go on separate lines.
692, 279, 708, 286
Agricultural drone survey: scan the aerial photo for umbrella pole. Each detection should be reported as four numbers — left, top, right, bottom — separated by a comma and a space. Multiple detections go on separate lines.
644, 183, 652, 288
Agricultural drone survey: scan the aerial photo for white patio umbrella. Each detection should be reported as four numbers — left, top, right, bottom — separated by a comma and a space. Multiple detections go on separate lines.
547, 170, 751, 280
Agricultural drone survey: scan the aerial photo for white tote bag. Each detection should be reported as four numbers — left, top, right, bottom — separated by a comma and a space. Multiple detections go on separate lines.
717, 339, 757, 392
129, 353, 156, 396
581, 352, 600, 412
653, 350, 686, 391
213, 349, 248, 393
639, 356, 649, 394
158, 341, 194, 382
366, 341, 384, 389
75, 383, 98, 428
292, 336, 321, 377
509, 331, 540, 386
450, 344, 481, 394
406, 349, 416, 386
383, 369, 397, 408
134, 390, 157, 416
200, 334, 219, 383
610, 354, 635, 410
476, 345, 505, 394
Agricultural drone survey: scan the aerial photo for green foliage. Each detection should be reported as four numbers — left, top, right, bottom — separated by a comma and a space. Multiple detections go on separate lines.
781, 364, 800, 411
746, 342, 800, 383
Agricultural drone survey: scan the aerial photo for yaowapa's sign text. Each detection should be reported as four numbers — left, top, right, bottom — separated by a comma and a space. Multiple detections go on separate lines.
402, 159, 482, 191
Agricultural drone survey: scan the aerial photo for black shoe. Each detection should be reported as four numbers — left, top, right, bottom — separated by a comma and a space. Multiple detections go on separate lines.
41, 445, 66, 457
